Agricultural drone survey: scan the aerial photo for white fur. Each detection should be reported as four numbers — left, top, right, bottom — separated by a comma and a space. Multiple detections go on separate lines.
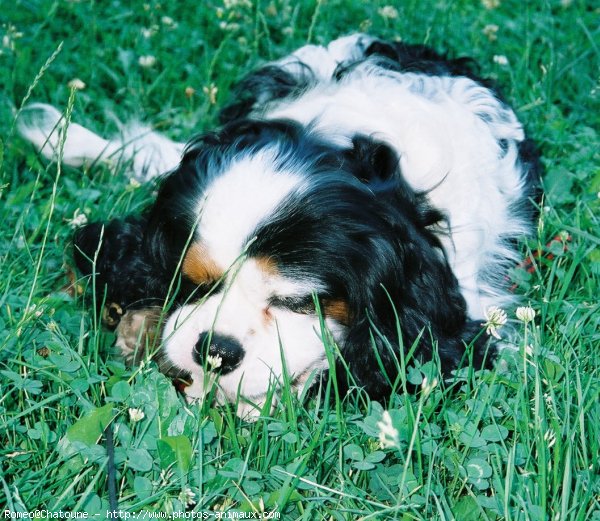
197, 149, 304, 269
276, 33, 374, 81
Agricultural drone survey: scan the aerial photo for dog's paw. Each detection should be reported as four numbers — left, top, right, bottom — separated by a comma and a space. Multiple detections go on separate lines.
115, 307, 163, 364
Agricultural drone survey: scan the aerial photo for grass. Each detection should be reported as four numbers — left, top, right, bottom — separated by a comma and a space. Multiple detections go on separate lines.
1, 0, 599, 519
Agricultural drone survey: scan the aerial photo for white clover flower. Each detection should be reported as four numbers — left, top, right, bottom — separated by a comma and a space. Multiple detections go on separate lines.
481, 0, 500, 8
219, 21, 241, 32
67, 78, 86, 90
161, 16, 177, 27
138, 55, 157, 68
421, 376, 438, 397
128, 408, 145, 422
224, 0, 253, 9
516, 306, 536, 323
47, 320, 59, 332
178, 487, 196, 506
493, 55, 509, 66
140, 26, 157, 38
483, 306, 507, 339
377, 410, 400, 449
203, 83, 218, 105
378, 6, 399, 19
2, 25, 23, 51
67, 208, 88, 229
26, 304, 44, 318
206, 354, 222, 369
482, 24, 499, 41
2, 35, 12, 50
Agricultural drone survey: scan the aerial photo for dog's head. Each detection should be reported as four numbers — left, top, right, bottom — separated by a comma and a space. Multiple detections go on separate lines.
75, 118, 487, 404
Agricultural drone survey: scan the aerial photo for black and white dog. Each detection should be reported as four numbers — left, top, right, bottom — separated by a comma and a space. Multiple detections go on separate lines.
19, 34, 540, 416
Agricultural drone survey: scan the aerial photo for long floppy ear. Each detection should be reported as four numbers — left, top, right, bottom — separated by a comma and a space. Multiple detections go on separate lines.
73, 218, 145, 277
73, 217, 167, 318
338, 237, 491, 399
344, 134, 448, 243
331, 142, 491, 399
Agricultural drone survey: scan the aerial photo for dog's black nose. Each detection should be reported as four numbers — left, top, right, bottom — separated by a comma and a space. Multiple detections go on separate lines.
193, 332, 245, 374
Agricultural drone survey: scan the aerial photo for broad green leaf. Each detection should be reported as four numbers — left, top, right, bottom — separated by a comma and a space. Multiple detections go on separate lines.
452, 496, 482, 521
126, 448, 153, 472
66, 404, 114, 445
157, 435, 193, 473
343, 443, 364, 461
481, 424, 509, 442
134, 476, 153, 501
466, 458, 493, 479
110, 381, 131, 402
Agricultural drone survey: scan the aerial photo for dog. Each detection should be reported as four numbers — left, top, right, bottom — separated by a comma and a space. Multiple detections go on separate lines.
19, 34, 540, 417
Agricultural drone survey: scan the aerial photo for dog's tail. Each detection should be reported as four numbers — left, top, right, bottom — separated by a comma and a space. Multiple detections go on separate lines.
16, 103, 184, 180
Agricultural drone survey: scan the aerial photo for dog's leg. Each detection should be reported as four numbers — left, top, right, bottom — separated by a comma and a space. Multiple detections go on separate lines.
17, 103, 184, 180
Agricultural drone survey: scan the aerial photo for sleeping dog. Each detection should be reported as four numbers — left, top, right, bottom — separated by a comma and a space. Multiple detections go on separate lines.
19, 34, 540, 417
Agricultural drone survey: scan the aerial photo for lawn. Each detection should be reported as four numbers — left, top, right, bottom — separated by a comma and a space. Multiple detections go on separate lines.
1, 0, 598, 519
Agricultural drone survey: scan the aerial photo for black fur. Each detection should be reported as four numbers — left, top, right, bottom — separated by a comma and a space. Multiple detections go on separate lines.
73, 216, 162, 316
73, 192, 200, 322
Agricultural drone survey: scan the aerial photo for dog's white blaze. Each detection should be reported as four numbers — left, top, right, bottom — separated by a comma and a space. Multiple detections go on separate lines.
166, 151, 332, 414
196, 150, 303, 269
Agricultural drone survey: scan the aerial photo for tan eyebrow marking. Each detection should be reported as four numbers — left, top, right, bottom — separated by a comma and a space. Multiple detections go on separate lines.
255, 256, 279, 277
182, 242, 223, 285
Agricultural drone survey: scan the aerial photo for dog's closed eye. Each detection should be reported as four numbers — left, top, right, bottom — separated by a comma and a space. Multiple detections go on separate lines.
267, 295, 316, 314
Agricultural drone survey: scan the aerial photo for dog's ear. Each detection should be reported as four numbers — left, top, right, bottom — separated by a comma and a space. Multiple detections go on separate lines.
335, 212, 489, 400
342, 135, 399, 188
73, 217, 161, 313
346, 134, 451, 248
73, 218, 144, 276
